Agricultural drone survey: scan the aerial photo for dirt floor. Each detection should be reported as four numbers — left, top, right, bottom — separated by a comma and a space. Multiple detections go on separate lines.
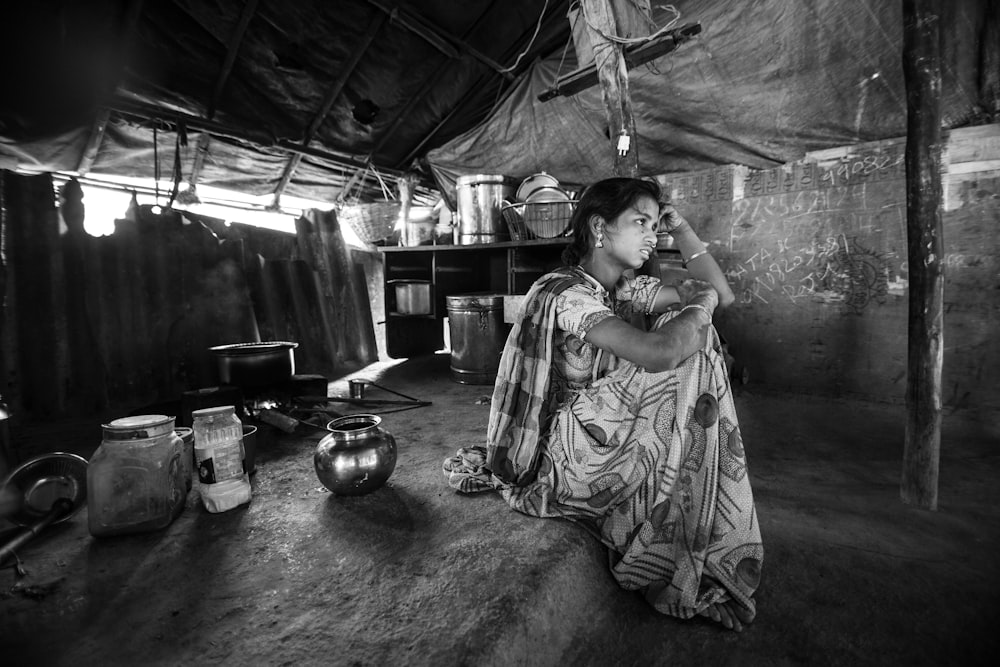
1, 352, 999, 666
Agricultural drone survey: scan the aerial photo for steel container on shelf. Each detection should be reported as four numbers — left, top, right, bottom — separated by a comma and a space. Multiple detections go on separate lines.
388, 279, 432, 315
455, 174, 515, 245
446, 293, 510, 384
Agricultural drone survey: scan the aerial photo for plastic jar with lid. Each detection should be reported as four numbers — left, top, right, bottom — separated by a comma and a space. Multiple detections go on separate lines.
88, 415, 187, 537
192, 405, 252, 513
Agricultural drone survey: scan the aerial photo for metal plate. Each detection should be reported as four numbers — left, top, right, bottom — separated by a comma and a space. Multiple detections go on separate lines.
1, 452, 88, 527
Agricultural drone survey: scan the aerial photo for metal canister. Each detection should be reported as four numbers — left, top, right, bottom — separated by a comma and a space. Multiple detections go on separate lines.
88, 415, 186, 537
455, 175, 515, 245
446, 293, 510, 384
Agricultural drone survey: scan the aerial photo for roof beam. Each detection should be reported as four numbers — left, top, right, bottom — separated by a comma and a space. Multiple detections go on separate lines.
76, 0, 145, 175
189, 0, 258, 191
108, 96, 409, 178
369, 2, 499, 160
537, 22, 702, 101
76, 109, 110, 175
397, 0, 570, 167
207, 0, 259, 120
363, 0, 513, 80
272, 12, 387, 203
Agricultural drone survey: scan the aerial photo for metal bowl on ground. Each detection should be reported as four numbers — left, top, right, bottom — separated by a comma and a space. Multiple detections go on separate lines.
1, 452, 88, 527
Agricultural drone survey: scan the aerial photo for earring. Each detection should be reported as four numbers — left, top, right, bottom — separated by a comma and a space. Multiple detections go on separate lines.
595, 232, 604, 248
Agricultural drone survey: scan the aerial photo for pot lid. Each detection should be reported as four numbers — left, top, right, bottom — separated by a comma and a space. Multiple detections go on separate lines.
456, 174, 512, 187
209, 341, 298, 354
524, 185, 570, 204
103, 414, 176, 440
516, 172, 560, 202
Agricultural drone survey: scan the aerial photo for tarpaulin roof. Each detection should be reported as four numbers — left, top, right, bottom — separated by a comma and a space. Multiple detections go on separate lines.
0, 0, 573, 206
0, 1, 996, 208
427, 0, 997, 202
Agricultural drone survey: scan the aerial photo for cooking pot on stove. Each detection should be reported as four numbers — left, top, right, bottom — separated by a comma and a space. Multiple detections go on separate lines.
208, 341, 298, 389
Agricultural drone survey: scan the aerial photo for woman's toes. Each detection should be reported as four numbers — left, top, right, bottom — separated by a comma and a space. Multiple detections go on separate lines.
716, 604, 735, 630
727, 601, 755, 626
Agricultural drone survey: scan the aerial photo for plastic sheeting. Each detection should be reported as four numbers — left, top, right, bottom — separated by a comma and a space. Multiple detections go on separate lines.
428, 0, 996, 200
0, 0, 572, 205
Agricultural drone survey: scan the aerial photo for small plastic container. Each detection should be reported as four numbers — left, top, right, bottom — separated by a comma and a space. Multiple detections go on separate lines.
88, 415, 187, 537
192, 405, 252, 513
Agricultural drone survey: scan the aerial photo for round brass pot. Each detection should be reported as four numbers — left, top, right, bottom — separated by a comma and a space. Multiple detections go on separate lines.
314, 415, 397, 496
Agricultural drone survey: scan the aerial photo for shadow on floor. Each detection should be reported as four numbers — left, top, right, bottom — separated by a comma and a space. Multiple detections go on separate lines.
1, 353, 998, 666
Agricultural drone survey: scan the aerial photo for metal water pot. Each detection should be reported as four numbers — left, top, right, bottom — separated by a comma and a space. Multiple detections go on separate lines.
314, 415, 397, 496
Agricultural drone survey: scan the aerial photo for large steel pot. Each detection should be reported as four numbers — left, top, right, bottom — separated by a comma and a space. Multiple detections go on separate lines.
208, 341, 298, 389
455, 174, 515, 245
314, 414, 397, 496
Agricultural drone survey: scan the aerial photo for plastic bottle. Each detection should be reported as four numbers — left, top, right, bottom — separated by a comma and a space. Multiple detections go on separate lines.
88, 415, 187, 537
192, 405, 251, 513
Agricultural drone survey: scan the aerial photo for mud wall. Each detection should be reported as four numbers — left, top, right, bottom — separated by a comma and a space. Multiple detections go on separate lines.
656, 124, 1000, 413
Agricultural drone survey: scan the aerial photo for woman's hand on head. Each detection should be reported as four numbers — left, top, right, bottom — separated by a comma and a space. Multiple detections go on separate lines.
659, 202, 689, 235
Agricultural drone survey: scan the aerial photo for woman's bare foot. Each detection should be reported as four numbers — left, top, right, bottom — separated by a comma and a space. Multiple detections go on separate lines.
698, 600, 755, 632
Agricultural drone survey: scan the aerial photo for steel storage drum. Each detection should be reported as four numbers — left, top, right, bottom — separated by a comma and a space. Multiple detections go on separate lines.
455, 174, 515, 245
446, 293, 510, 384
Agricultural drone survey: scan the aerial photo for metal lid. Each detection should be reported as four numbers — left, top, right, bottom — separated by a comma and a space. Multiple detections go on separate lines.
455, 174, 512, 187
103, 414, 176, 440
191, 405, 235, 418
445, 293, 507, 309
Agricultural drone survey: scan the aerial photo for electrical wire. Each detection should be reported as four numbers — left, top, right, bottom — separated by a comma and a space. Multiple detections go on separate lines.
577, 1, 680, 46
497, 0, 551, 74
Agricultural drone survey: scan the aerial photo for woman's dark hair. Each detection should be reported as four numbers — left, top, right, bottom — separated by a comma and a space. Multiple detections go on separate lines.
561, 177, 661, 265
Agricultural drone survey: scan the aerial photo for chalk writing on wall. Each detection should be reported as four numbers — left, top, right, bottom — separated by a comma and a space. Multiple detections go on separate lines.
729, 187, 906, 245
726, 234, 893, 314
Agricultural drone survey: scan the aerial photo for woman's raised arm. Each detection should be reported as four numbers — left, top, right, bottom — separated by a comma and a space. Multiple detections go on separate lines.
661, 204, 735, 308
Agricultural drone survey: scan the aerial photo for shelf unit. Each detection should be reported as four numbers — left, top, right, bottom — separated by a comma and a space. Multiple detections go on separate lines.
379, 239, 684, 358
379, 239, 570, 358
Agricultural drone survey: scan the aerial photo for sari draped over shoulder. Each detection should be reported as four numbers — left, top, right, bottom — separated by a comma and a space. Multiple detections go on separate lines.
485, 267, 585, 486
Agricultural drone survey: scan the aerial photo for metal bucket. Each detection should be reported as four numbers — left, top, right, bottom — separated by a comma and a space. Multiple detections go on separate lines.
455, 174, 514, 245
446, 294, 510, 384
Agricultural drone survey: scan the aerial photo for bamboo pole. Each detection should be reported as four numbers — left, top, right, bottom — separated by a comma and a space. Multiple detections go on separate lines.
901, 0, 944, 510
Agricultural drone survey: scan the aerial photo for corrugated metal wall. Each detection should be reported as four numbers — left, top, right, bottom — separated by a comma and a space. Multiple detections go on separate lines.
0, 172, 377, 421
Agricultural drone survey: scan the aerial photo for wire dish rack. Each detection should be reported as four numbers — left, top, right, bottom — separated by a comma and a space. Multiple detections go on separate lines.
501, 200, 577, 241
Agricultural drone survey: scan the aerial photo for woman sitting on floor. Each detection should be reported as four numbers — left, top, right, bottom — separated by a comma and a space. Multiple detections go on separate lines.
444, 177, 763, 632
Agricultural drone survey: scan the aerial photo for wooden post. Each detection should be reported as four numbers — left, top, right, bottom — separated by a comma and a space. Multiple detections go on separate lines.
580, 0, 639, 176
901, 0, 944, 510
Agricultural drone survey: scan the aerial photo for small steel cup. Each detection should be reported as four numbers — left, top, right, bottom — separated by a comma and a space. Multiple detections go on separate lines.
348, 379, 368, 399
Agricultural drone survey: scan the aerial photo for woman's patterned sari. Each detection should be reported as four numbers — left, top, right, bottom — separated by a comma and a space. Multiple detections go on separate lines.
443, 267, 762, 618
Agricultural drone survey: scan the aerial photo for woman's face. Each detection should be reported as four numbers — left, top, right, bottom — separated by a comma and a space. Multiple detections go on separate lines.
599, 195, 660, 270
